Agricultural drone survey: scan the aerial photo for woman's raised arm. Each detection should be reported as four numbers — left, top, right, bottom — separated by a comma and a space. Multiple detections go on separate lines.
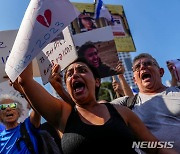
18, 63, 72, 131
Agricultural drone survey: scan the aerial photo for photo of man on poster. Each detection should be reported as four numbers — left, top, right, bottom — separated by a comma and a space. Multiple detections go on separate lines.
77, 41, 117, 78
72, 26, 119, 78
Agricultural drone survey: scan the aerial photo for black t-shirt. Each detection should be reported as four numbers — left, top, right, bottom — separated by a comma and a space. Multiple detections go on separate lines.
61, 103, 137, 154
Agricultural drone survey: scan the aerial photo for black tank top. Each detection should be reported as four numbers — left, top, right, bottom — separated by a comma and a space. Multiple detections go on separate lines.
61, 103, 137, 154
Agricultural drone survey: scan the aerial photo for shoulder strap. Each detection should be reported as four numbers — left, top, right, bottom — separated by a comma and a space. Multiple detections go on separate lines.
39, 130, 61, 154
16, 122, 36, 154
104, 103, 121, 117
125, 94, 138, 109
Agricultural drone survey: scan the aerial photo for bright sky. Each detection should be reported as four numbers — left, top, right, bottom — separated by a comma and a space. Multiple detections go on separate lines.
0, 0, 180, 85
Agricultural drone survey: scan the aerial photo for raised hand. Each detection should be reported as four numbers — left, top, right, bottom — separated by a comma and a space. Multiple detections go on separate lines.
167, 61, 178, 86
115, 61, 125, 74
49, 64, 63, 92
49, 64, 74, 106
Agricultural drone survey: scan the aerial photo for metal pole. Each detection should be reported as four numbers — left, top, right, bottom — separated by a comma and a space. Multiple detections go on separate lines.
101, 87, 113, 101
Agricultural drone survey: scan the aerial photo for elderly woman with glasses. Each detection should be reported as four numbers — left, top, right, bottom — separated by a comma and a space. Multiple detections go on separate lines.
0, 93, 41, 154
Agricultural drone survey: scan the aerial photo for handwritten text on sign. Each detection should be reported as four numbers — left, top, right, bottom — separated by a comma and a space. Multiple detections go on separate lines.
0, 42, 7, 48
36, 30, 78, 85
5, 0, 79, 82
0, 30, 18, 83
8, 21, 64, 74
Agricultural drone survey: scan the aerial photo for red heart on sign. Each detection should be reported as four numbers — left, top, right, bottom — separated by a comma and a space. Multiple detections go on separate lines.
36, 9, 52, 27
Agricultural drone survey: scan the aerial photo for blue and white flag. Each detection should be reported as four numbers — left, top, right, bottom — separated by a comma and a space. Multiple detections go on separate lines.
94, 0, 114, 22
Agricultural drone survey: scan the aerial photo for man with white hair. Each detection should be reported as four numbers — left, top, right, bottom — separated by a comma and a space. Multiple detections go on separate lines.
0, 94, 41, 153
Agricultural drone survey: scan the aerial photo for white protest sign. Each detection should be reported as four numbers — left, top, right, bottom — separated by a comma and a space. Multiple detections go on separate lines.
0, 81, 29, 123
72, 26, 115, 46
36, 27, 78, 85
0, 30, 41, 83
5, 0, 79, 82
0, 30, 17, 83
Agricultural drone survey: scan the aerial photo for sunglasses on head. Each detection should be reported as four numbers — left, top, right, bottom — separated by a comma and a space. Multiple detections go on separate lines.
0, 103, 17, 110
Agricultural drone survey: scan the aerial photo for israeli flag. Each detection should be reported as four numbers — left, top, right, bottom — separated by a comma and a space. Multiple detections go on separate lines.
94, 0, 114, 22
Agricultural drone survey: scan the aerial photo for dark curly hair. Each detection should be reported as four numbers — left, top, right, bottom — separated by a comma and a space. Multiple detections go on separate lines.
77, 42, 97, 58
64, 57, 101, 100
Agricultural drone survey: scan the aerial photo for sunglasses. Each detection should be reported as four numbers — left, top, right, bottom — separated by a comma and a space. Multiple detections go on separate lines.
132, 60, 158, 72
82, 17, 92, 20
0, 103, 17, 110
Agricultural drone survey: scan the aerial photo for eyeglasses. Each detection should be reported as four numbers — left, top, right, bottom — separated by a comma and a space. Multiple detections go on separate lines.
0, 103, 17, 110
132, 60, 158, 72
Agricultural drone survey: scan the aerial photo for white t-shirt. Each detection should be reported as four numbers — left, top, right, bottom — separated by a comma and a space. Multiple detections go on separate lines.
111, 87, 180, 152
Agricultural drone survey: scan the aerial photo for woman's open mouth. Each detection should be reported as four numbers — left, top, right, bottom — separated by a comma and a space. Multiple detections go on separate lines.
73, 81, 85, 94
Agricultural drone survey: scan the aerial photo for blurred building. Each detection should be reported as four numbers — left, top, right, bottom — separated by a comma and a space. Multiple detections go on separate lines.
101, 52, 139, 94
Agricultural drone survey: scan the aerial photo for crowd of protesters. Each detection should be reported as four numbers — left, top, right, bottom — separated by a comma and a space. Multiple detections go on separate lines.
0, 52, 179, 153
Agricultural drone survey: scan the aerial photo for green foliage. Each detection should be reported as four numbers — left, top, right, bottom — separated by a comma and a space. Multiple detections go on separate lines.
98, 82, 116, 102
